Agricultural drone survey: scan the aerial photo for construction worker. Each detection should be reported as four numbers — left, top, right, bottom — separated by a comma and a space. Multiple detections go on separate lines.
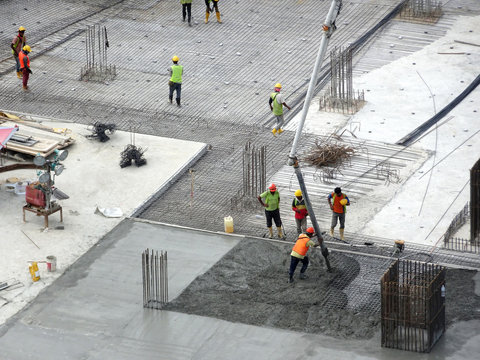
181, 0, 193, 26
204, 0, 222, 23
292, 189, 308, 235
269, 83, 291, 136
168, 55, 183, 107
327, 187, 350, 240
258, 183, 284, 239
19, 45, 32, 91
289, 227, 318, 283
11, 26, 27, 79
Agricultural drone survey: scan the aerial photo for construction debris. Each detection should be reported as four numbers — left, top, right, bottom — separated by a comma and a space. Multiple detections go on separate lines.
86, 122, 116, 142
302, 137, 355, 168
119, 144, 147, 168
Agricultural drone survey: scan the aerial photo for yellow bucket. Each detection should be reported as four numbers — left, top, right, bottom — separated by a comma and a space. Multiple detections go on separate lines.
224, 216, 234, 233
29, 262, 40, 282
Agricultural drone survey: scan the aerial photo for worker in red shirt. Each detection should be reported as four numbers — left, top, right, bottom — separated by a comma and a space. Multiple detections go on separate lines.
327, 187, 350, 240
289, 227, 318, 283
11, 26, 27, 78
19, 45, 32, 91
292, 189, 308, 235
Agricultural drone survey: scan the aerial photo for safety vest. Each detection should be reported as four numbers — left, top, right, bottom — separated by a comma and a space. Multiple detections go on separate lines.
271, 92, 283, 115
331, 192, 347, 214
170, 65, 183, 83
12, 34, 26, 55
292, 234, 310, 256
19, 51, 29, 69
293, 198, 307, 219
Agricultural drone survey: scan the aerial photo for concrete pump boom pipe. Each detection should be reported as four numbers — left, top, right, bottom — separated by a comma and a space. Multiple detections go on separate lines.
288, 0, 342, 272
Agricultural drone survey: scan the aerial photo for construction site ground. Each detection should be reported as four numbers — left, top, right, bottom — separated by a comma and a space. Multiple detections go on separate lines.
1, 0, 480, 358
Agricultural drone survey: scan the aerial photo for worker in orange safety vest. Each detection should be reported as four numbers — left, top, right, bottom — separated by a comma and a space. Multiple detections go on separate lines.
19, 45, 32, 91
327, 187, 350, 240
289, 227, 318, 283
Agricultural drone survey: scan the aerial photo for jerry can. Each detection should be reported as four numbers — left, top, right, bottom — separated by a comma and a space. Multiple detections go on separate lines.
224, 216, 234, 233
29, 262, 40, 282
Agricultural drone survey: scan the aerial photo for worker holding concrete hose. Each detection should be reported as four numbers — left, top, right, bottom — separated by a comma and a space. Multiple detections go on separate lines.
328, 187, 350, 240
204, 0, 222, 23
258, 183, 284, 239
11, 26, 27, 79
180, 0, 192, 26
19, 45, 32, 91
292, 189, 308, 235
269, 83, 291, 137
289, 227, 318, 283
168, 55, 183, 106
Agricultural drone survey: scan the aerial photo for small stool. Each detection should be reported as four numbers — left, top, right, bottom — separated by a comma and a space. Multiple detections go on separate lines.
23, 203, 63, 228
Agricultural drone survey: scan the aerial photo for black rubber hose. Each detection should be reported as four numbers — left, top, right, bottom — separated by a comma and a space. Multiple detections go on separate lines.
396, 74, 480, 146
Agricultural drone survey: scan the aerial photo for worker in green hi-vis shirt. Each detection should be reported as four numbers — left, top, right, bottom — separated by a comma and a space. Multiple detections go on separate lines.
168, 55, 183, 107
257, 183, 284, 239
205, 0, 222, 24
180, 0, 192, 26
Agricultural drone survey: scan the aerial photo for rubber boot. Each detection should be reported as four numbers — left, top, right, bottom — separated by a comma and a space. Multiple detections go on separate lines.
299, 272, 307, 280
16, 71, 22, 79
339, 228, 345, 241
330, 227, 334, 236
268, 227, 273, 239
176, 98, 181, 107
278, 128, 284, 134
216, 11, 222, 23
277, 227, 283, 239
169, 96, 173, 104
289, 275, 294, 283
272, 128, 277, 137
22, 85, 29, 91
205, 11, 210, 23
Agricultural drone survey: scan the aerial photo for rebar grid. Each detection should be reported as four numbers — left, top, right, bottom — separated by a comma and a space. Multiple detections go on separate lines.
142, 248, 168, 309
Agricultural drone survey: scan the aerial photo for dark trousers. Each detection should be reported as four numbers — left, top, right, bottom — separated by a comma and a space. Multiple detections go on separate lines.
182, 3, 191, 22
22, 68, 29, 87
265, 208, 282, 228
289, 256, 309, 277
169, 82, 182, 100
205, 0, 219, 12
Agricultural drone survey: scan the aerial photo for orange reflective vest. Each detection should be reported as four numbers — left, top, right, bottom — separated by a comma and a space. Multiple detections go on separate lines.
19, 51, 30, 69
292, 234, 310, 256
331, 192, 347, 214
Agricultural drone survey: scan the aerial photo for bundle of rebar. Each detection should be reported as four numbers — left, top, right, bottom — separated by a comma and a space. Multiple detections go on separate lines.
80, 24, 116, 82
142, 249, 168, 309
302, 138, 355, 168
120, 144, 147, 168
86, 122, 116, 142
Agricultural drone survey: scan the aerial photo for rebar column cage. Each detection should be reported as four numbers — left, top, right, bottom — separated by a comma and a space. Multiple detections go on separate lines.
399, 0, 442, 23
142, 249, 168, 309
80, 24, 116, 82
242, 141, 266, 197
471, 158, 480, 244
381, 259, 446, 353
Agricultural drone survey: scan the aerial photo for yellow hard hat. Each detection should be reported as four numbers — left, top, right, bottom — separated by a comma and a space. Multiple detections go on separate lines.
23, 45, 31, 52
274, 83, 282, 89
340, 199, 348, 205
294, 189, 302, 197
172, 55, 179, 62
18, 26, 26, 32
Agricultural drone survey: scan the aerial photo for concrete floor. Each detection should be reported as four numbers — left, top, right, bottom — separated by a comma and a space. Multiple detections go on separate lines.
0, 219, 479, 360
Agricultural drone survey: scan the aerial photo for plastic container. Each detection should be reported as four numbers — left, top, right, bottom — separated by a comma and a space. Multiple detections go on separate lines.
46, 255, 57, 272
26, 182, 46, 207
14, 182, 27, 195
29, 262, 40, 282
224, 216, 234, 233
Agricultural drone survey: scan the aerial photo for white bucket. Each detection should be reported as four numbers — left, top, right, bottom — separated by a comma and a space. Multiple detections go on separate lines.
46, 255, 57, 272
14, 182, 27, 195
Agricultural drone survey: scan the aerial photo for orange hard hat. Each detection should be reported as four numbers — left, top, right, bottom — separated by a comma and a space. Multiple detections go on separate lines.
306, 227, 315, 235
268, 183, 276, 191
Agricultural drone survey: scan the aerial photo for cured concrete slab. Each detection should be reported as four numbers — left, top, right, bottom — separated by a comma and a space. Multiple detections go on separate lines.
0, 219, 479, 359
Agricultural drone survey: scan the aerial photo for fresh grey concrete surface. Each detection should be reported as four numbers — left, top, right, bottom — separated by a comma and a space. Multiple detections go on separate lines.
0, 219, 479, 359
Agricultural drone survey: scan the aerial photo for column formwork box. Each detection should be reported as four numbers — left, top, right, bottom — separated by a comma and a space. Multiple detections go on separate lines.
381, 259, 446, 352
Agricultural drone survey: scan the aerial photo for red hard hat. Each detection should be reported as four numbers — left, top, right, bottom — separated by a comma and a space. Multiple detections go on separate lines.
306, 227, 314, 234
269, 183, 276, 190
